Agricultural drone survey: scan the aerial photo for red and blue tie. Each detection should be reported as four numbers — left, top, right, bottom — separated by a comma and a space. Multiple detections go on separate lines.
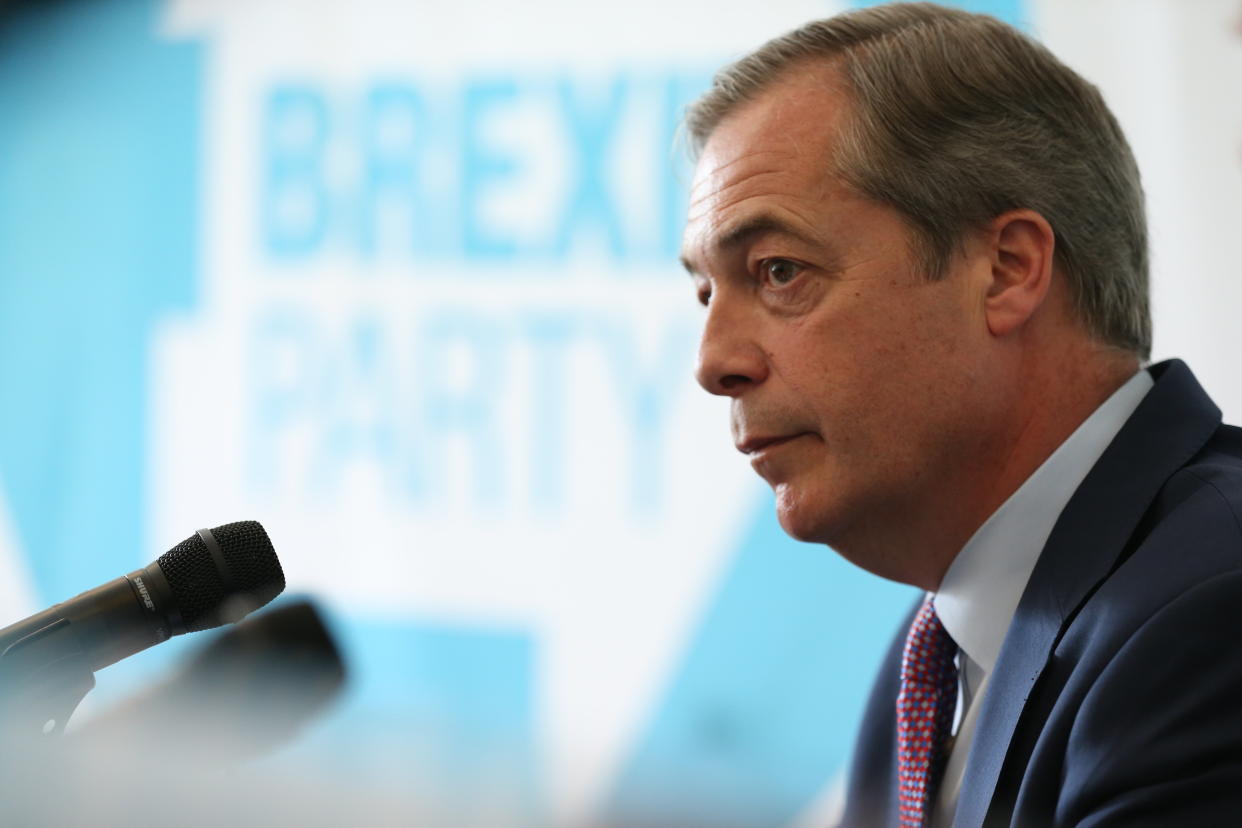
896, 597, 959, 828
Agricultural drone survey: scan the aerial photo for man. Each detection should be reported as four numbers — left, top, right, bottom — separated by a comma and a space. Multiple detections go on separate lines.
680, 3, 1242, 826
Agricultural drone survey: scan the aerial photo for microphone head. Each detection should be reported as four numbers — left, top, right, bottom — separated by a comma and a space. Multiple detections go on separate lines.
157, 521, 285, 632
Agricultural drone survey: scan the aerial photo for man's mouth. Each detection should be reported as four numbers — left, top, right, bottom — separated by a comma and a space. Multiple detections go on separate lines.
735, 433, 808, 456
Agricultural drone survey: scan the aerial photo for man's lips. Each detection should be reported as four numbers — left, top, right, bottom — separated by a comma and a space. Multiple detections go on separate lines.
735, 433, 809, 456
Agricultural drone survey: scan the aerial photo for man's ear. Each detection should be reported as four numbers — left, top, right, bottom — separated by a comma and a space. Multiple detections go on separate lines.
984, 209, 1056, 338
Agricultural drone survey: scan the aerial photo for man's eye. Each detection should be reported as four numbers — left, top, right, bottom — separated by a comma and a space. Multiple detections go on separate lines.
762, 259, 801, 286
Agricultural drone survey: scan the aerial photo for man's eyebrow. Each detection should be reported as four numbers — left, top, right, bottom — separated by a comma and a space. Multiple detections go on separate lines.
680, 214, 818, 276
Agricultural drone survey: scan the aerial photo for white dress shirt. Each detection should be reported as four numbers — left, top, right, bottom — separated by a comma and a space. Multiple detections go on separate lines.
928, 368, 1154, 827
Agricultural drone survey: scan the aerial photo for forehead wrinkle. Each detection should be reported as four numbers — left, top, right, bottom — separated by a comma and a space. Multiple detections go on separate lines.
687, 169, 795, 223
689, 142, 838, 219
709, 186, 832, 245
692, 147, 795, 183
689, 143, 803, 198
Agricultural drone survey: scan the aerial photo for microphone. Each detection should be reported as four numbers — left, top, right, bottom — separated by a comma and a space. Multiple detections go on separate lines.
0, 520, 285, 738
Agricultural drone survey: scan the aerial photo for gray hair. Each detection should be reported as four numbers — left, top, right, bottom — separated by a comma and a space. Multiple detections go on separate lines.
686, 2, 1151, 359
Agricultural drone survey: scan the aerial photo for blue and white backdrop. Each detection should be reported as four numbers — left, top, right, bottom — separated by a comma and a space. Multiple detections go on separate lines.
2, 0, 1241, 824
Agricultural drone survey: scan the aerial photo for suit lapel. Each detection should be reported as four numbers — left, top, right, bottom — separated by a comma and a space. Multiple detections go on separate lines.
950, 360, 1221, 827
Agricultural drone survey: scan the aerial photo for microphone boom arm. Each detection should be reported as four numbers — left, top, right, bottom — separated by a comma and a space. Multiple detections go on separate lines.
0, 521, 285, 744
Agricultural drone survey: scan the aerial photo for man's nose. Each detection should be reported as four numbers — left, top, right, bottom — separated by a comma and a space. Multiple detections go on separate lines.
695, 297, 768, 397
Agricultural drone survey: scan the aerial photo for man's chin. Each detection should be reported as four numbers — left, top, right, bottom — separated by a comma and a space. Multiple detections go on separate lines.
773, 484, 836, 545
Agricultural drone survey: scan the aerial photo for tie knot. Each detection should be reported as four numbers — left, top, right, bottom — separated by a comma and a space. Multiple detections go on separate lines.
900, 597, 957, 687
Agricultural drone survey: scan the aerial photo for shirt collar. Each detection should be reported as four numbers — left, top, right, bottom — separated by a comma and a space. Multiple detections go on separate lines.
934, 368, 1154, 674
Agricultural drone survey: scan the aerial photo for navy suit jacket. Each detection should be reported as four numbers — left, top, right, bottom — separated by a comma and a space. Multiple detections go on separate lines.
841, 360, 1242, 827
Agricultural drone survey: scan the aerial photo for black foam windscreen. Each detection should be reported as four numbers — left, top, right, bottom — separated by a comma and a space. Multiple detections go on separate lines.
157, 521, 285, 631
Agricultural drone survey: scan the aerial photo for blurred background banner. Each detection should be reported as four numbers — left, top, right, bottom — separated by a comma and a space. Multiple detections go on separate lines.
2, 0, 1241, 825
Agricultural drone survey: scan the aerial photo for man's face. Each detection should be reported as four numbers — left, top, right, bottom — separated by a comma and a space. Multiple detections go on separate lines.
681, 68, 1000, 568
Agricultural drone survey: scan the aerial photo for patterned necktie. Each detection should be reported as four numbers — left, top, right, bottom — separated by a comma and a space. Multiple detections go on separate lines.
896, 597, 959, 828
